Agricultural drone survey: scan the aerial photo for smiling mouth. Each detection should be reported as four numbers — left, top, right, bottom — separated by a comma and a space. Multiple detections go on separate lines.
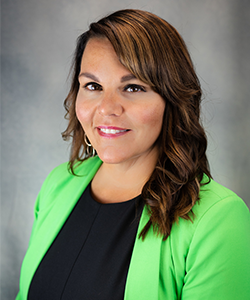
99, 128, 128, 134
97, 127, 130, 137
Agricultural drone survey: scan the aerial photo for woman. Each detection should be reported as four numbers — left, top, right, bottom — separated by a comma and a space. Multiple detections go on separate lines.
16, 9, 250, 300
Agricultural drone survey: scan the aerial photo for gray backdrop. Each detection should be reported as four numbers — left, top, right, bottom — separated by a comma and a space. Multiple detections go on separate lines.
1, 0, 249, 299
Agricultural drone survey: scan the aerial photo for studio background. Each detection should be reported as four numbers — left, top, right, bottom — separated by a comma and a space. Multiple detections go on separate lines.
1, 0, 249, 299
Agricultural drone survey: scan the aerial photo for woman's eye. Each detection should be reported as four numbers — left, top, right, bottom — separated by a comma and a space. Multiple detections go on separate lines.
125, 84, 146, 93
84, 82, 102, 91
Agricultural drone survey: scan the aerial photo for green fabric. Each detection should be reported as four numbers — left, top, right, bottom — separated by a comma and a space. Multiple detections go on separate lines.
16, 156, 250, 299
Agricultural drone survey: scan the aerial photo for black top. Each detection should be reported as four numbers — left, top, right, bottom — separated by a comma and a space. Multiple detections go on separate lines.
28, 184, 144, 300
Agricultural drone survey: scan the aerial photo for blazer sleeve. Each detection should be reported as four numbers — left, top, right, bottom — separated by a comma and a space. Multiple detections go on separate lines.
15, 191, 43, 300
181, 195, 250, 300
15, 166, 62, 300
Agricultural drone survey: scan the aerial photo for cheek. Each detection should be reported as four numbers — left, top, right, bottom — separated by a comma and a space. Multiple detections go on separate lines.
137, 102, 165, 129
75, 98, 92, 127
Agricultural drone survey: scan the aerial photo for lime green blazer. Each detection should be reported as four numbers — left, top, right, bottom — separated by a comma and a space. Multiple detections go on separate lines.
16, 156, 250, 299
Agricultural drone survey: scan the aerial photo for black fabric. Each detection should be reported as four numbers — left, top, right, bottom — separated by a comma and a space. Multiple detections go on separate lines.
28, 184, 143, 300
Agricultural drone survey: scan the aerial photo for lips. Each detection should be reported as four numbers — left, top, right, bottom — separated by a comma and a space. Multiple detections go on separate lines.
100, 128, 127, 134
97, 126, 130, 138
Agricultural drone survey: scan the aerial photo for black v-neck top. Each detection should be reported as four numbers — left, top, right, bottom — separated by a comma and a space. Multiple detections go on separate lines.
28, 184, 144, 300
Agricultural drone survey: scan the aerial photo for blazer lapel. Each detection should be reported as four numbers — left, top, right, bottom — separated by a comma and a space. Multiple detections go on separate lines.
124, 206, 162, 300
20, 157, 102, 300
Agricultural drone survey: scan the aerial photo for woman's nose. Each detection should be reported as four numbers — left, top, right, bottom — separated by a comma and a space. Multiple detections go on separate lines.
97, 92, 124, 117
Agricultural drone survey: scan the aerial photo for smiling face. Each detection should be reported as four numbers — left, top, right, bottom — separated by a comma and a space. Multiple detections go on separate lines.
75, 37, 165, 166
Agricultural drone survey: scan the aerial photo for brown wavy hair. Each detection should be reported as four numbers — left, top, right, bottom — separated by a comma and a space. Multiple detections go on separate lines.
62, 9, 211, 240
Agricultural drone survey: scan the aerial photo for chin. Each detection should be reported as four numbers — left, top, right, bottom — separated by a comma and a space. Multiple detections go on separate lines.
96, 150, 128, 165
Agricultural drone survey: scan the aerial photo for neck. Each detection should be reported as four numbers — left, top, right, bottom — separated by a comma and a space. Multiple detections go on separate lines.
91, 147, 159, 203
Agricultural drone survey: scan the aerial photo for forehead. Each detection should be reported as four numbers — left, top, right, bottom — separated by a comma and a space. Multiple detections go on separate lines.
82, 37, 117, 62
80, 37, 132, 76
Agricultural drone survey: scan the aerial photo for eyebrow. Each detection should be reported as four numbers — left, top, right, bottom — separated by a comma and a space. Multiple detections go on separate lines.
78, 72, 99, 82
120, 74, 136, 82
78, 72, 137, 83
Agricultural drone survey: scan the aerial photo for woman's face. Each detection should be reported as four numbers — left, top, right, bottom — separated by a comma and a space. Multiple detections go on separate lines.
76, 37, 165, 165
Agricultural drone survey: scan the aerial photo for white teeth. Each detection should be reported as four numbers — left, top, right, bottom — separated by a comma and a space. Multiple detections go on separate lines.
100, 128, 127, 134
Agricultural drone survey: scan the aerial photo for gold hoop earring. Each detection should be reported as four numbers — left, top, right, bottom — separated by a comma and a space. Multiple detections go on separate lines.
84, 133, 95, 157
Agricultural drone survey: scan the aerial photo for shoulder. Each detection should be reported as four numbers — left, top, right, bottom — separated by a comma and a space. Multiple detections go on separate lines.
41, 157, 102, 189
170, 177, 250, 256
45, 156, 102, 181
35, 156, 102, 211
190, 177, 250, 237
193, 177, 249, 223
